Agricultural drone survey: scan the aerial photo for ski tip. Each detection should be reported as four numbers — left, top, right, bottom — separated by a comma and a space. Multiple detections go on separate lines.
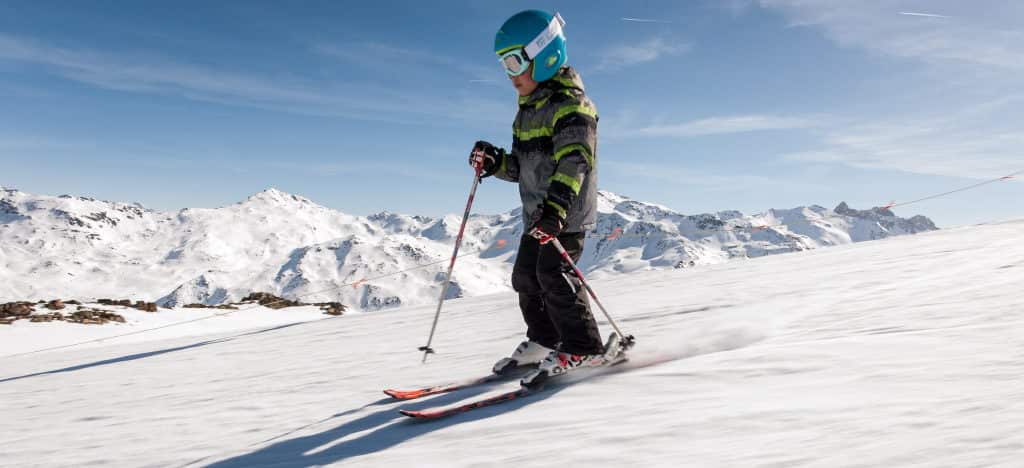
399, 409, 431, 419
384, 389, 425, 400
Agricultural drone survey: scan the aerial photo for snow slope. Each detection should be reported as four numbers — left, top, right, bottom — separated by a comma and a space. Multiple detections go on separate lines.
1, 218, 1020, 467
0, 186, 936, 311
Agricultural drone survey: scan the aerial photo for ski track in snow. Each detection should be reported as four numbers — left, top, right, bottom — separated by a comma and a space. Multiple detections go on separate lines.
1, 221, 1022, 467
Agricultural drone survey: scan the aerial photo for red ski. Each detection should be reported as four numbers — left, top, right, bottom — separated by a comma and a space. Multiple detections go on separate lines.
383, 366, 534, 400
399, 386, 534, 419
399, 346, 632, 419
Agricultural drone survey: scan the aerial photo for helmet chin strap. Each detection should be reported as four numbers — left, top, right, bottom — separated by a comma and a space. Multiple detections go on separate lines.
524, 12, 565, 60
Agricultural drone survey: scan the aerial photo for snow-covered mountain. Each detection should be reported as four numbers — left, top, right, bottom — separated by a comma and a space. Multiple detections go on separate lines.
0, 186, 936, 309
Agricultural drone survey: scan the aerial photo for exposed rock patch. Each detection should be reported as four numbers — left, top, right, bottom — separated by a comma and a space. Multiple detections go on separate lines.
316, 302, 346, 316
1, 302, 35, 318
1, 301, 126, 325
66, 309, 126, 325
835, 201, 938, 234
240, 292, 347, 316
183, 303, 239, 310
0, 293, 344, 326
98, 299, 158, 312
241, 292, 302, 309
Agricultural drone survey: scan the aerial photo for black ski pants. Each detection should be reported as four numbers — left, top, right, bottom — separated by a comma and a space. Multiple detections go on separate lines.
511, 232, 604, 355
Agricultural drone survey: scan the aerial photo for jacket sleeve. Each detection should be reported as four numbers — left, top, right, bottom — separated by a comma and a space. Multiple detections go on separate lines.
544, 97, 598, 219
490, 147, 520, 182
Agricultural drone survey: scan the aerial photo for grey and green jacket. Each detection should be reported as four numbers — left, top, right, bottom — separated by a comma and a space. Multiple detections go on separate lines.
489, 66, 598, 233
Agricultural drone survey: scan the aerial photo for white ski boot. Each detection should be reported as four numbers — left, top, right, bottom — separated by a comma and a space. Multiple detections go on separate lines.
492, 340, 555, 375
520, 333, 626, 388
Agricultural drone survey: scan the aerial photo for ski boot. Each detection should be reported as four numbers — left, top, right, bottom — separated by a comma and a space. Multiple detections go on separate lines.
520, 333, 627, 388
492, 340, 555, 375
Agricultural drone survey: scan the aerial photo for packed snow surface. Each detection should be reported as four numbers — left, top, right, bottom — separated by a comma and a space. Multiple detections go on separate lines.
1, 219, 1021, 467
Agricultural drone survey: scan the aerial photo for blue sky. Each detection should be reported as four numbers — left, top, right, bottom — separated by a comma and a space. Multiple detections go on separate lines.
1, 0, 1022, 227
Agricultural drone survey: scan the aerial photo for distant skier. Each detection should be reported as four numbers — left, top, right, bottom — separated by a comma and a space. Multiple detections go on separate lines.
469, 10, 613, 384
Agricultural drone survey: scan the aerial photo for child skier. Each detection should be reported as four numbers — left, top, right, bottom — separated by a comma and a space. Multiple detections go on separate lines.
469, 10, 618, 386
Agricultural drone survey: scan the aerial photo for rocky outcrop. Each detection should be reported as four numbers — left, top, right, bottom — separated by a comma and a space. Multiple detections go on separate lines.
315, 302, 346, 316
240, 292, 347, 316
183, 303, 239, 310
97, 299, 158, 312
66, 309, 126, 325
0, 301, 126, 325
241, 292, 302, 309
1, 302, 35, 319
30, 312, 64, 323
0, 293, 344, 326
835, 202, 938, 234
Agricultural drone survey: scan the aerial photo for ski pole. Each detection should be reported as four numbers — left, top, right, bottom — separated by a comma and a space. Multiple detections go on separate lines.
549, 237, 636, 350
419, 165, 484, 363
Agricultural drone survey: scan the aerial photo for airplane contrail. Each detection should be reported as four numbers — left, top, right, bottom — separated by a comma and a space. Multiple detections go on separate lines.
621, 17, 673, 24
899, 12, 952, 18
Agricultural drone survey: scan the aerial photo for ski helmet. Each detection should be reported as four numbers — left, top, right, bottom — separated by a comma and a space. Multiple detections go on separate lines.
494, 10, 567, 82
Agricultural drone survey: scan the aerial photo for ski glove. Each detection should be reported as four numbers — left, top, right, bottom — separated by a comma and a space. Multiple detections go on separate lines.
528, 203, 565, 245
469, 141, 504, 178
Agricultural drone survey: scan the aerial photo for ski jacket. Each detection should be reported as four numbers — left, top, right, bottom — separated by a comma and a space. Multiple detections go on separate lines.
491, 66, 598, 233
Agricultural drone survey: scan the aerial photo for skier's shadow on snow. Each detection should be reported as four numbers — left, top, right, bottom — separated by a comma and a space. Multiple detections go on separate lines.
0, 322, 306, 384
204, 383, 569, 467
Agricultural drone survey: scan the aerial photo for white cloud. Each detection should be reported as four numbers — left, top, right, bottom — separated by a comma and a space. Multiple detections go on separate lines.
0, 34, 507, 124
898, 12, 952, 19
742, 1, 1024, 179
621, 18, 674, 24
0, 135, 83, 152
314, 42, 496, 82
596, 38, 691, 71
619, 115, 819, 138
755, 1, 1024, 71
261, 160, 452, 182
603, 161, 830, 192
783, 96, 1024, 179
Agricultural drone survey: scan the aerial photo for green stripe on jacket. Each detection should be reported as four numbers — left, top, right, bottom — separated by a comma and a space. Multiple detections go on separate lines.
548, 171, 583, 194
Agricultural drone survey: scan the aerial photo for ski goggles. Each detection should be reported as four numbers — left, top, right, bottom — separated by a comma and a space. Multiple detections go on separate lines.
497, 12, 566, 77
499, 48, 531, 77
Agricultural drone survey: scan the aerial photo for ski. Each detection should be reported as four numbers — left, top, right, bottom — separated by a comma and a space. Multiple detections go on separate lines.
399, 386, 535, 419
399, 355, 629, 420
399, 334, 634, 418
383, 365, 534, 400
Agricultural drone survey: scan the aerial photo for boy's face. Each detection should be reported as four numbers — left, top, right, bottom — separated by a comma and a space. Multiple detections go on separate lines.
510, 62, 539, 96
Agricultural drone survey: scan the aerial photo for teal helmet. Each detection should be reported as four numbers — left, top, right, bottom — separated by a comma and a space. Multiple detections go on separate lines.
494, 10, 567, 82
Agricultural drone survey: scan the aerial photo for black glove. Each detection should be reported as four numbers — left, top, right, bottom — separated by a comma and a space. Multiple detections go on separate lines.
528, 203, 565, 244
469, 141, 503, 178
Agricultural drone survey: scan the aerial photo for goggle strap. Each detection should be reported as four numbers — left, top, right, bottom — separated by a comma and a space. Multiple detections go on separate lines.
524, 12, 565, 61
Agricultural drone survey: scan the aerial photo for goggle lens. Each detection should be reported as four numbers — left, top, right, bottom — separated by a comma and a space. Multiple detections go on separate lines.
500, 49, 530, 77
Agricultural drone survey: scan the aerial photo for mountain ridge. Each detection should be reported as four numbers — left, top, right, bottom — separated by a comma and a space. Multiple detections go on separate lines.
0, 186, 937, 309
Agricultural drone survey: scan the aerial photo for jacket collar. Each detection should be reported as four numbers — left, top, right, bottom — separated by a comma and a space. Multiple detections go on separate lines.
518, 66, 585, 107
